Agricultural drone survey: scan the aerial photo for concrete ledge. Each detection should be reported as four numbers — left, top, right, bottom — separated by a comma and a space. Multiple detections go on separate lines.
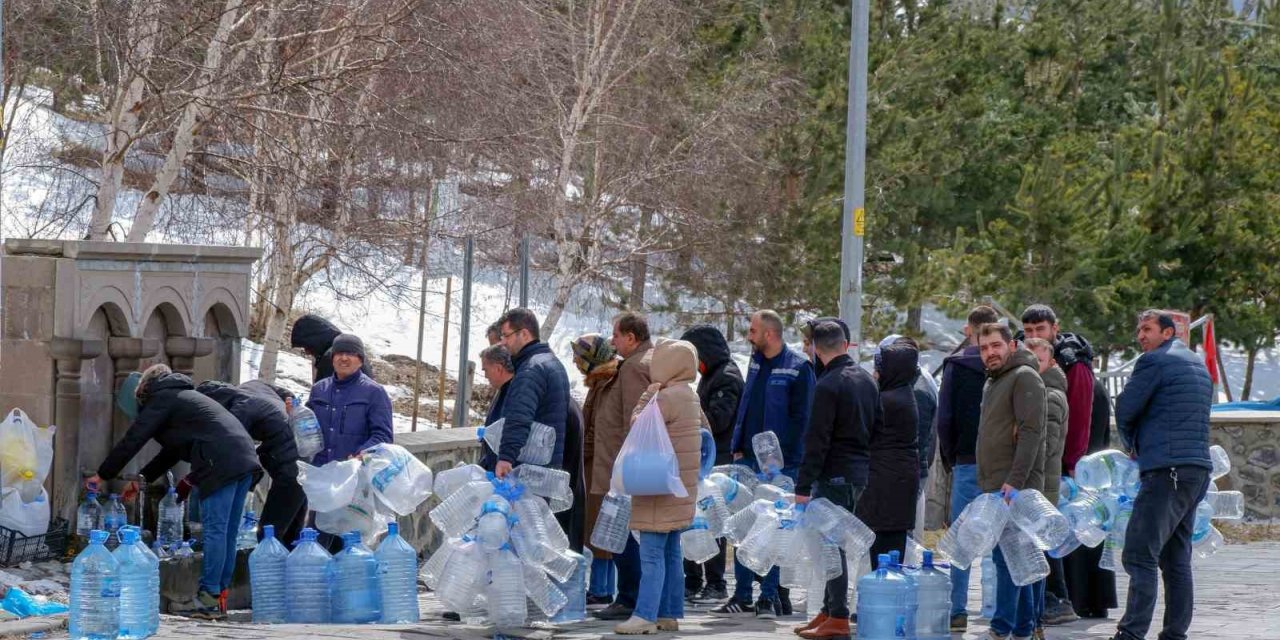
396, 427, 481, 455
0, 614, 67, 639
3, 239, 261, 265
1210, 410, 1280, 424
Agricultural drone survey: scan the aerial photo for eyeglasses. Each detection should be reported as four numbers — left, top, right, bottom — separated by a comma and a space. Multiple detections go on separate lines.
500, 330, 519, 339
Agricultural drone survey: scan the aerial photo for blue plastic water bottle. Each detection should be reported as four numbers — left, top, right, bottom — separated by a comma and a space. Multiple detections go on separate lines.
285, 528, 333, 623
332, 531, 381, 623
70, 530, 121, 640
249, 524, 289, 623
857, 553, 911, 640
376, 522, 420, 623
113, 528, 152, 640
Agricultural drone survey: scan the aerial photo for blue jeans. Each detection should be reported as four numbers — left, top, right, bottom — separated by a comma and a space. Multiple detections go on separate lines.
590, 558, 616, 597
613, 535, 641, 608
991, 546, 1037, 637
1117, 465, 1209, 640
1032, 577, 1046, 629
635, 532, 684, 622
199, 474, 253, 595
949, 464, 982, 616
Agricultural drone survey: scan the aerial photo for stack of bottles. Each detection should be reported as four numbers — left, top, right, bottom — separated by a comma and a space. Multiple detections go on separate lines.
298, 443, 434, 546
1074, 449, 1141, 572
479, 418, 558, 466
1192, 444, 1240, 560
70, 527, 160, 640
856, 550, 954, 640
425, 466, 585, 627
253, 523, 421, 625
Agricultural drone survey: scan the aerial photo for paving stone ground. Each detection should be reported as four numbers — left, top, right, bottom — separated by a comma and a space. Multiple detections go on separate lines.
18, 541, 1275, 640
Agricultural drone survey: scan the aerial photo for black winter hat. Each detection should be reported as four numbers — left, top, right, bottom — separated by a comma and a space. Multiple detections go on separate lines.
331, 333, 366, 361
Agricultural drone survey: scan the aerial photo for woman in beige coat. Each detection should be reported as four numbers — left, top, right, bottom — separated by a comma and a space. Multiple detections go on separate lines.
615, 338, 702, 635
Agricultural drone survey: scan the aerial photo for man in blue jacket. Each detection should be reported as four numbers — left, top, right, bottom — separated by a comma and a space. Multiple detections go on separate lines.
307, 334, 394, 468
1111, 310, 1212, 640
493, 307, 572, 476
711, 309, 814, 620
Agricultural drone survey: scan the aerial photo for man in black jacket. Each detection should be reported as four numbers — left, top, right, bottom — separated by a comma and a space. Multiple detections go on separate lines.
793, 321, 880, 640
289, 313, 373, 382
196, 379, 307, 546
679, 324, 744, 603
87, 365, 262, 620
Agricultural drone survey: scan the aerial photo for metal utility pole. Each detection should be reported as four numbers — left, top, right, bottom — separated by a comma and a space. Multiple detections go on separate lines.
838, 0, 870, 352
518, 234, 530, 308
436, 276, 453, 426
410, 186, 436, 432
453, 237, 475, 429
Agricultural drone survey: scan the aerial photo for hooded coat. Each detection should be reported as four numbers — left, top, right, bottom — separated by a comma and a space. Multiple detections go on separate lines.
583, 359, 623, 495
679, 325, 744, 464
627, 339, 702, 532
195, 380, 299, 478
936, 345, 987, 469
976, 349, 1046, 493
99, 373, 263, 495
855, 344, 920, 532
1041, 365, 1069, 505
290, 314, 373, 382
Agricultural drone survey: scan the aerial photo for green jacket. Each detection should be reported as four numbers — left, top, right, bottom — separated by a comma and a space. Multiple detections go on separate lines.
1041, 365, 1068, 504
977, 349, 1046, 493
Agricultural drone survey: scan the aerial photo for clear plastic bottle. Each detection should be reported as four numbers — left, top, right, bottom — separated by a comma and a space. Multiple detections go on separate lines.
1008, 489, 1070, 550
723, 499, 766, 545
421, 536, 460, 590
376, 522, 420, 623
76, 492, 102, 540
286, 528, 334, 623
433, 464, 487, 502
549, 550, 588, 623
362, 443, 434, 516
1098, 533, 1118, 572
1193, 500, 1215, 539
681, 515, 719, 563
249, 524, 289, 624
753, 482, 791, 505
70, 530, 120, 640
937, 493, 1009, 569
1047, 529, 1084, 560
436, 537, 489, 614
1075, 449, 1133, 492
156, 487, 184, 548
1058, 476, 1081, 507
1205, 489, 1245, 520
522, 556, 568, 617
428, 479, 495, 538
589, 491, 632, 554
486, 546, 527, 627
709, 464, 761, 490
103, 493, 127, 541
541, 549, 580, 583
856, 553, 912, 640
332, 531, 382, 623
113, 528, 153, 640
998, 525, 1049, 587
751, 431, 785, 474
129, 527, 161, 637
173, 540, 195, 559
980, 555, 997, 619
1209, 444, 1231, 480
237, 509, 259, 550
1110, 495, 1134, 549
707, 472, 752, 513
480, 418, 558, 466
511, 465, 571, 501
291, 398, 324, 460
515, 495, 569, 553
914, 551, 950, 640
695, 479, 731, 536
1191, 523, 1225, 560
476, 498, 513, 551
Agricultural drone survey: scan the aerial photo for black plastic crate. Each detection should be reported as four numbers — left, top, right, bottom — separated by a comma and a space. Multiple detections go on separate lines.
0, 518, 70, 566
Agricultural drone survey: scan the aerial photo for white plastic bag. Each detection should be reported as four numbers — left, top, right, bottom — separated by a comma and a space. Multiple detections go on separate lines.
360, 443, 434, 516
297, 459, 361, 513
0, 487, 50, 537
315, 476, 392, 546
611, 395, 687, 498
0, 409, 41, 499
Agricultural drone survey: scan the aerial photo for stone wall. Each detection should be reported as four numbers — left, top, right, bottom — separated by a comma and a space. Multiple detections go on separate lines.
395, 427, 482, 554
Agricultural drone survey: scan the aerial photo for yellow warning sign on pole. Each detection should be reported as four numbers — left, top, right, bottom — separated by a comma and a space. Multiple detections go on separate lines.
854, 207, 865, 236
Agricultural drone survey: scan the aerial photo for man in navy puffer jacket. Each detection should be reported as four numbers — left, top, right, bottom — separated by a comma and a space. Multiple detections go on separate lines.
1111, 310, 1212, 640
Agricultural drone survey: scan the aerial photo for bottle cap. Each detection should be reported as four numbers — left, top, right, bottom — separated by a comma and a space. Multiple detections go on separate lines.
90, 530, 109, 544
87, 492, 97, 500
300, 528, 318, 541
923, 550, 933, 567
387, 522, 399, 536
121, 528, 140, 545
263, 524, 275, 539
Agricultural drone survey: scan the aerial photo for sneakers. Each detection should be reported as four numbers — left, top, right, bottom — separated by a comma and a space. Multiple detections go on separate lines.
694, 584, 728, 603
755, 597, 781, 619
170, 590, 224, 620
615, 615, 658, 635
986, 630, 1008, 640
709, 598, 755, 617
685, 586, 699, 601
656, 618, 679, 631
779, 593, 793, 617
1041, 601, 1079, 625
951, 613, 969, 632
593, 602, 635, 620
587, 594, 613, 607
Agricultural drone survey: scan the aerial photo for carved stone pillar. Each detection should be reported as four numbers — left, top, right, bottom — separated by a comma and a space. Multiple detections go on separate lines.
50, 337, 104, 524
107, 338, 160, 471
165, 336, 215, 378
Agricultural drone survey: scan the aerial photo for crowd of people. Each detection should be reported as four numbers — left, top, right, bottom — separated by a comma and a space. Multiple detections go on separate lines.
80, 300, 1213, 640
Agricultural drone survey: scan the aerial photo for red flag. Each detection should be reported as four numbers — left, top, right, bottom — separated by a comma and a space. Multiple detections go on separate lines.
1204, 318, 1219, 385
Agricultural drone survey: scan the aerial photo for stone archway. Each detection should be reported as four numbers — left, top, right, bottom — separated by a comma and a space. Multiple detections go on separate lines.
72, 303, 130, 518
193, 302, 242, 385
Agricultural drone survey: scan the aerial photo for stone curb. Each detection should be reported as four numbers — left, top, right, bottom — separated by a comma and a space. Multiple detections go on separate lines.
0, 615, 68, 639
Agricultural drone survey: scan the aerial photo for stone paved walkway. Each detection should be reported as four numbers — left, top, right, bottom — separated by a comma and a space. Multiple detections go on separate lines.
86, 542, 1280, 640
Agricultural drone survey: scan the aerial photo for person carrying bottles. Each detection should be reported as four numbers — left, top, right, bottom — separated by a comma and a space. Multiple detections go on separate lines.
857, 338, 920, 566
196, 379, 306, 547
612, 339, 702, 635
711, 309, 815, 620
1023, 337, 1070, 640
86, 364, 263, 620
572, 334, 626, 606
678, 324, 744, 605
975, 323, 1046, 640
792, 321, 880, 640
1110, 310, 1213, 640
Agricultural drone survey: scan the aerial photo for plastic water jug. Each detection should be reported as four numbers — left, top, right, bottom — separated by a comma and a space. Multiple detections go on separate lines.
753, 482, 791, 505
1109, 495, 1134, 549
286, 528, 334, 623
298, 459, 362, 512
332, 531, 381, 623
433, 464, 487, 502
937, 493, 1009, 569
1098, 530, 1120, 573
708, 472, 752, 513
362, 443, 434, 516
249, 525, 289, 623
710, 464, 761, 490
104, 494, 127, 540
682, 516, 719, 563
1205, 489, 1244, 520
887, 551, 918, 640
291, 398, 324, 460
375, 522, 419, 623
914, 551, 950, 640
1191, 524, 1224, 560
1058, 476, 1081, 506
237, 509, 259, 550
1076, 450, 1136, 494
1008, 489, 1070, 550
1047, 529, 1084, 559
156, 487, 184, 548
477, 498, 513, 551
113, 528, 154, 640
480, 418, 558, 466
77, 493, 102, 539
589, 491, 632, 554
429, 479, 495, 538
1209, 444, 1231, 480
70, 530, 120, 640
511, 464, 570, 502
515, 495, 570, 553
522, 556, 568, 617
118, 527, 159, 636
1062, 492, 1109, 534
421, 536, 460, 590
550, 550, 588, 623
695, 478, 731, 535
487, 546, 527, 627
752, 431, 785, 474
980, 555, 997, 619
436, 537, 488, 613
724, 499, 767, 545
856, 553, 913, 640
998, 524, 1049, 587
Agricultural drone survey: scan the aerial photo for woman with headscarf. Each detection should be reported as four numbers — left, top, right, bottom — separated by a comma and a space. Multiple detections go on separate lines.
573, 334, 624, 605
